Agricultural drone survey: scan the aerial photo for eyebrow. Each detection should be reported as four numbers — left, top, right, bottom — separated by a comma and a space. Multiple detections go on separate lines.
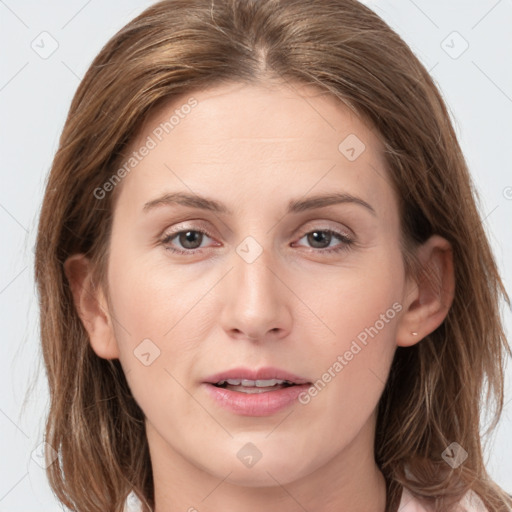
143, 191, 376, 216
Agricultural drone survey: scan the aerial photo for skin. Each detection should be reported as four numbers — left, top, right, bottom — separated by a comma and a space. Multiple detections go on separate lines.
66, 80, 454, 512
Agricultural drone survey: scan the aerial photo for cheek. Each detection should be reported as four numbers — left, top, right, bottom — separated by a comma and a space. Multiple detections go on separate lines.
106, 261, 205, 421
294, 248, 404, 417
108, 249, 211, 338
299, 250, 403, 351
105, 251, 210, 378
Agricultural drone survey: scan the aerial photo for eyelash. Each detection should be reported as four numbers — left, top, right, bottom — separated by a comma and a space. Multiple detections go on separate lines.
160, 226, 354, 255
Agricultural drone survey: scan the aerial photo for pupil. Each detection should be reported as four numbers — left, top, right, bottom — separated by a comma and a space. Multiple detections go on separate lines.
308, 231, 330, 248
180, 230, 202, 249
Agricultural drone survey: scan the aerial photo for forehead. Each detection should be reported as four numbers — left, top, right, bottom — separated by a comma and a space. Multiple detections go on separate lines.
114, 80, 395, 219
135, 81, 381, 154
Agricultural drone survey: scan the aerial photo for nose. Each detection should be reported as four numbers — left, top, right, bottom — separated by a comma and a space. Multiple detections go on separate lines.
219, 245, 293, 343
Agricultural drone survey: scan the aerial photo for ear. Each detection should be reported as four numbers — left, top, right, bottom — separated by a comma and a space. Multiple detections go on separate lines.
396, 235, 455, 347
64, 254, 120, 359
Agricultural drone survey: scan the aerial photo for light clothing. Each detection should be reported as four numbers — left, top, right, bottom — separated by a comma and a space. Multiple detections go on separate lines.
399, 486, 488, 511
123, 486, 489, 511
124, 491, 143, 512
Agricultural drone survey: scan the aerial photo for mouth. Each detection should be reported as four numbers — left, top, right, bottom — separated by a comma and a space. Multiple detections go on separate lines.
203, 367, 312, 416
204, 367, 311, 389
212, 378, 297, 394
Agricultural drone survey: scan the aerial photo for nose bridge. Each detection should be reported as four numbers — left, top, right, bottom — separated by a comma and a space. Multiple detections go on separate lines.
220, 235, 291, 340
237, 244, 276, 303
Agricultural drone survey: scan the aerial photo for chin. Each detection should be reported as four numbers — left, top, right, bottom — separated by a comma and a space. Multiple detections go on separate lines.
223, 465, 301, 488
204, 446, 314, 488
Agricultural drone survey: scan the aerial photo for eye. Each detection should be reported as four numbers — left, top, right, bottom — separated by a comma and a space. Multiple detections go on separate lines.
161, 228, 217, 254
293, 228, 354, 254
160, 226, 354, 256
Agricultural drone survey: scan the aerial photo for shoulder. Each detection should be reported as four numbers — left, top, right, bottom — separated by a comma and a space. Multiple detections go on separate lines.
399, 486, 489, 512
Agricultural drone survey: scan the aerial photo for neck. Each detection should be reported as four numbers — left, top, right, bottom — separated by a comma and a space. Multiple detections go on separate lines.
148, 418, 387, 512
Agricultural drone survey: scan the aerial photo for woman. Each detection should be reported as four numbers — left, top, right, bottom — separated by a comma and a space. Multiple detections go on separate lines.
34, 0, 512, 511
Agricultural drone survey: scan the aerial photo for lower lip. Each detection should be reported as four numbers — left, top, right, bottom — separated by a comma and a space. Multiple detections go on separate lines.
203, 383, 311, 416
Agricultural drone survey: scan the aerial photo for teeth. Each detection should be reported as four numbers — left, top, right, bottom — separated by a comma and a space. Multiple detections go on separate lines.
232, 387, 274, 394
254, 379, 287, 387
216, 378, 291, 387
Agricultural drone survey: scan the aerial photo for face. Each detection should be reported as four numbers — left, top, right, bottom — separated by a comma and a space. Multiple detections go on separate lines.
96, 81, 414, 486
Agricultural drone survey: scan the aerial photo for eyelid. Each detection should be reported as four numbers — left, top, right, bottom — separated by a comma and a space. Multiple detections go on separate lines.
295, 220, 354, 240
160, 219, 215, 238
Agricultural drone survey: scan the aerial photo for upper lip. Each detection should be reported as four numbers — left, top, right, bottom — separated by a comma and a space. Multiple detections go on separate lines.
204, 367, 311, 385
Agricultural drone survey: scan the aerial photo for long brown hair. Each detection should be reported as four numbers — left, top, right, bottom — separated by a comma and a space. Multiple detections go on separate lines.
34, 0, 512, 510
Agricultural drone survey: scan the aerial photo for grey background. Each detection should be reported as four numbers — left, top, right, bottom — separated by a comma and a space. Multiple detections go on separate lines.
0, 0, 511, 509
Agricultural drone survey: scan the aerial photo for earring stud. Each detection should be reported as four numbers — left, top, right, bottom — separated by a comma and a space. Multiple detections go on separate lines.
411, 332, 418, 336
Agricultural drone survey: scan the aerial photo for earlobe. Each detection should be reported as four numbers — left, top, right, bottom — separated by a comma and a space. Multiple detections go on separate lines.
396, 235, 455, 347
64, 254, 120, 359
